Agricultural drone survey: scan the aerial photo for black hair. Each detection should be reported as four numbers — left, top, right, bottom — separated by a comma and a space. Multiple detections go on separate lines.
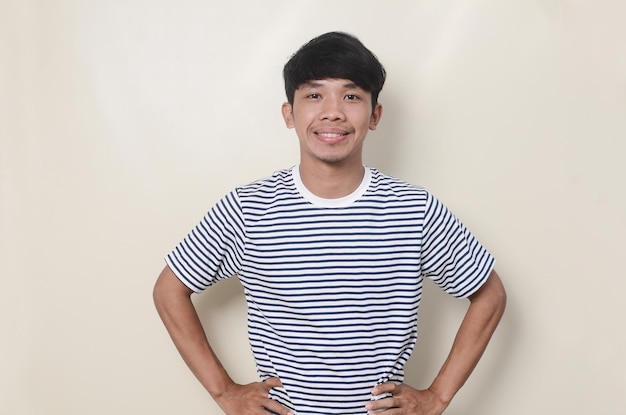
283, 32, 386, 110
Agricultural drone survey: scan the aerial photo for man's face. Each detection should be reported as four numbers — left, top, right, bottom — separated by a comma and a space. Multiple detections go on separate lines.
282, 78, 382, 167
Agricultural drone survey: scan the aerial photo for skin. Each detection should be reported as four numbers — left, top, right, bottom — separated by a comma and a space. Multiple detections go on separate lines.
154, 77, 507, 414
153, 266, 294, 415
281, 78, 382, 198
365, 269, 506, 414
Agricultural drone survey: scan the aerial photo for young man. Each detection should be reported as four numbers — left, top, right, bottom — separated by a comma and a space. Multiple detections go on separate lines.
154, 32, 506, 415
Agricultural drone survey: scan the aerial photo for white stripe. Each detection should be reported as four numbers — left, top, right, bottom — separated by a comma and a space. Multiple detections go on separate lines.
166, 167, 494, 414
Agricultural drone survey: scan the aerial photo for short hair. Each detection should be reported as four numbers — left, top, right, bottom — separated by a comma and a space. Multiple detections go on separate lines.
283, 32, 386, 110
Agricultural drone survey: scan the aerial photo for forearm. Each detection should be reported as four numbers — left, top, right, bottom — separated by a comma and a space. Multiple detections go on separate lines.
429, 270, 506, 406
153, 266, 234, 399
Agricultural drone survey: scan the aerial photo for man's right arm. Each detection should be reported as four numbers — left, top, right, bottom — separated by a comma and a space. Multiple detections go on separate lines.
153, 265, 293, 415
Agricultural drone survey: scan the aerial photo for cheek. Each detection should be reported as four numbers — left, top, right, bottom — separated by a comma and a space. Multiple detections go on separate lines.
348, 107, 374, 123
293, 111, 315, 128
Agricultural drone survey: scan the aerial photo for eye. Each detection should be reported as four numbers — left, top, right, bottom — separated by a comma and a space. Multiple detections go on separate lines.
307, 93, 321, 99
345, 94, 360, 101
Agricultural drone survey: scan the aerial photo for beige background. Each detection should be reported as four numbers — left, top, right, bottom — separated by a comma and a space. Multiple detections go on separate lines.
2, 0, 625, 414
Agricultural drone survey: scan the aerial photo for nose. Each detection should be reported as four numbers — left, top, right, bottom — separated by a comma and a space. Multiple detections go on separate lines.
320, 96, 345, 121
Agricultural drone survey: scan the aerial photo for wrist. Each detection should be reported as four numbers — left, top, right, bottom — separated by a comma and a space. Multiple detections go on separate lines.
427, 384, 453, 409
210, 379, 236, 400
199, 367, 235, 400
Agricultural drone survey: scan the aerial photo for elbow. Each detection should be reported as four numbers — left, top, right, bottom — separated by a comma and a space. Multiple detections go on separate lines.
471, 269, 507, 318
495, 284, 507, 319
153, 274, 168, 316
487, 271, 507, 321
153, 265, 192, 314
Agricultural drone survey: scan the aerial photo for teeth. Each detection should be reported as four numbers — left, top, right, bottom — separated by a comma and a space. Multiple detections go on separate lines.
317, 132, 344, 138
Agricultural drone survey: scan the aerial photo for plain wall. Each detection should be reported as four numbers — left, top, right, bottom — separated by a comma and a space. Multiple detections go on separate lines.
2, 0, 625, 414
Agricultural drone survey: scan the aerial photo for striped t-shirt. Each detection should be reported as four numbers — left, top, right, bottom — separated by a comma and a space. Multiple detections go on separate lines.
166, 166, 494, 415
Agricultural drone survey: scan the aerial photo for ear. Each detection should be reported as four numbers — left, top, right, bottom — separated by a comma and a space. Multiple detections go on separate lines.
282, 102, 295, 128
369, 103, 383, 130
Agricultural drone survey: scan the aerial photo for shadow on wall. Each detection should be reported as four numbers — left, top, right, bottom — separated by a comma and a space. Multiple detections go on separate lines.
193, 278, 245, 317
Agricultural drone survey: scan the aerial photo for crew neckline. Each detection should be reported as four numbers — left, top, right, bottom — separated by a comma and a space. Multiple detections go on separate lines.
291, 165, 371, 208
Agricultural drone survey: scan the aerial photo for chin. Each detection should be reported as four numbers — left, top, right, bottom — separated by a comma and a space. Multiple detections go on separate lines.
317, 154, 353, 164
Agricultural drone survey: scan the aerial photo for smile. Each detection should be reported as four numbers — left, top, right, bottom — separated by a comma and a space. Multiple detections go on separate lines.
316, 132, 347, 138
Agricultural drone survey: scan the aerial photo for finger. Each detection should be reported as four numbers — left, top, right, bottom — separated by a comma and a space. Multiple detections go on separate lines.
371, 382, 397, 396
263, 376, 284, 390
365, 396, 396, 413
263, 399, 295, 415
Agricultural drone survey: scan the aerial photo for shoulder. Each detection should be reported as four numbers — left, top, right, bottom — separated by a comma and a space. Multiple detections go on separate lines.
367, 168, 431, 202
237, 168, 293, 191
234, 167, 300, 206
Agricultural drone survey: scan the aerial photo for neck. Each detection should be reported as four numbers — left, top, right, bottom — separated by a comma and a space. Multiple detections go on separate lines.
298, 159, 365, 199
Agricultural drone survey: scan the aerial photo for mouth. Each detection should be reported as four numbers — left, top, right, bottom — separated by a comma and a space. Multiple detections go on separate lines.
314, 129, 351, 143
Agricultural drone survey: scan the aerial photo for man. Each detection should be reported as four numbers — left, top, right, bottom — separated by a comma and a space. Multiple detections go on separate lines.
154, 31, 506, 415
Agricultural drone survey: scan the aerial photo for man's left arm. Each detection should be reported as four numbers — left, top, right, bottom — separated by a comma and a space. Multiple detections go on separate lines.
366, 269, 506, 415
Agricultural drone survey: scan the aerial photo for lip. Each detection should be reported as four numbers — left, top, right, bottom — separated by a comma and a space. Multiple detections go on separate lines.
313, 128, 351, 143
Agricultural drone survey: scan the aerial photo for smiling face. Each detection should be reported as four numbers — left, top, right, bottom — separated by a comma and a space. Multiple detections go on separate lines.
282, 78, 382, 169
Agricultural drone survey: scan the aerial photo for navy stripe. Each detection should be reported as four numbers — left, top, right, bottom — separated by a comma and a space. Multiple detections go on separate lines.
166, 167, 494, 414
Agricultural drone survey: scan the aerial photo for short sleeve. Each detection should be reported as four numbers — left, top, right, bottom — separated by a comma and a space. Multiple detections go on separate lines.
165, 190, 246, 293
421, 192, 495, 298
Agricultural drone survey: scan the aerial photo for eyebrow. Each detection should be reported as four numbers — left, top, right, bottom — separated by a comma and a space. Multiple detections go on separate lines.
300, 80, 361, 89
